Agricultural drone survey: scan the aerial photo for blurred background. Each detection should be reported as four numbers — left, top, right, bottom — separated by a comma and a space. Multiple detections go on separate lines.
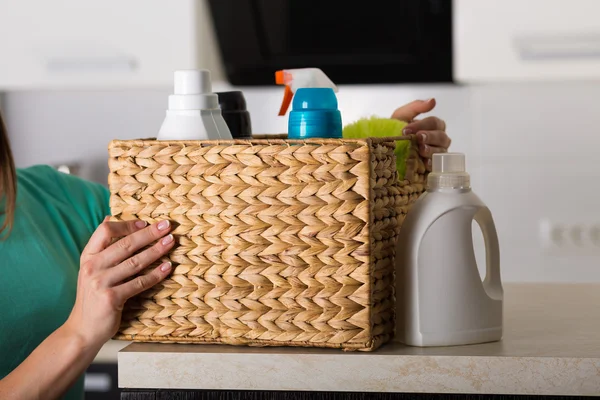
1, 0, 598, 283
2, 0, 599, 397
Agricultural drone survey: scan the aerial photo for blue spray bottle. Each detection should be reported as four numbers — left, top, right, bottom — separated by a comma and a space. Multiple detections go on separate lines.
275, 68, 342, 139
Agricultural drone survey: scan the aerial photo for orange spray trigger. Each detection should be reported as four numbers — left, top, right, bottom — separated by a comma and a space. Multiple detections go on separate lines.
275, 70, 293, 115
275, 70, 285, 85
278, 85, 293, 116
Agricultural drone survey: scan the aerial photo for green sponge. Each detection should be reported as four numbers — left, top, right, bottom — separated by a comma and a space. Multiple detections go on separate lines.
342, 116, 411, 179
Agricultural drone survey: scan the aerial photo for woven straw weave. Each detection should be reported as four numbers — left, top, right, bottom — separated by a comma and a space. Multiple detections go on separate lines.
108, 136, 426, 351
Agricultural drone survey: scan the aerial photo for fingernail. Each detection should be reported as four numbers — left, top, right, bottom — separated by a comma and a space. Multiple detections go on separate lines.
157, 220, 170, 231
403, 128, 413, 135
420, 133, 427, 143
425, 98, 434, 102
423, 144, 429, 153
135, 220, 147, 229
160, 262, 172, 272
162, 234, 174, 245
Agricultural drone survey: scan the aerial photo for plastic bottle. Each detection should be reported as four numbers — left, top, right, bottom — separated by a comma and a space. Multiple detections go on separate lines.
157, 70, 233, 141
395, 152, 503, 347
215, 90, 252, 139
275, 68, 342, 139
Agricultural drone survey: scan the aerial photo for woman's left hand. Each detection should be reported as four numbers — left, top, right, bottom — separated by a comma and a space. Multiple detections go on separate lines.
391, 98, 451, 170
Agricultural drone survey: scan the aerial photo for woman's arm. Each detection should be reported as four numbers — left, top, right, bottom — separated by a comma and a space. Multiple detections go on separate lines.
0, 323, 100, 399
0, 218, 174, 400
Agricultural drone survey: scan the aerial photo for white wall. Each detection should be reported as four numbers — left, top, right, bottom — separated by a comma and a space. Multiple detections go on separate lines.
3, 81, 600, 283
470, 82, 600, 283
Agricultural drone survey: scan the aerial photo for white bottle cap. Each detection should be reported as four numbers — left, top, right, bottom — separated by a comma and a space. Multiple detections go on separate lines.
432, 152, 465, 174
174, 70, 211, 95
168, 69, 219, 111
428, 153, 471, 190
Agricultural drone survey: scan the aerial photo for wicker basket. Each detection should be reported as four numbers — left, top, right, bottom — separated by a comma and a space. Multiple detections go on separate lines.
107, 135, 426, 351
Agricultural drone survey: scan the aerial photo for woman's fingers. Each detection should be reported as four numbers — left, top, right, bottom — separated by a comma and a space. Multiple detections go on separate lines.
105, 233, 175, 285
391, 98, 436, 122
403, 116, 446, 135
417, 130, 451, 149
98, 220, 172, 269
83, 218, 148, 256
114, 262, 172, 300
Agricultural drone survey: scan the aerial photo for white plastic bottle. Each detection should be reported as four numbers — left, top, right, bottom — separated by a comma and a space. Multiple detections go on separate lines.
395, 153, 503, 347
157, 70, 233, 141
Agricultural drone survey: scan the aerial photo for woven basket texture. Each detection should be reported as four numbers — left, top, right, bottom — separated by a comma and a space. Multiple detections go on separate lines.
108, 135, 426, 351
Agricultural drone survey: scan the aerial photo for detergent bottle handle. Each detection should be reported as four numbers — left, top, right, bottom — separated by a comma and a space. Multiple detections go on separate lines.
474, 206, 502, 299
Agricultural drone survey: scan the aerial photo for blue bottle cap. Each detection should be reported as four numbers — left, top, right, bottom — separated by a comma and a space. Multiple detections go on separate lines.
288, 88, 342, 139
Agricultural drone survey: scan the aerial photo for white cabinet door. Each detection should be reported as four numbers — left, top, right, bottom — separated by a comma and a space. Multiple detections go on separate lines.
454, 0, 600, 82
0, 0, 220, 89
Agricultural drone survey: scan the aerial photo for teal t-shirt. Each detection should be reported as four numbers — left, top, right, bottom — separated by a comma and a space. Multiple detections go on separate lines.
0, 165, 110, 400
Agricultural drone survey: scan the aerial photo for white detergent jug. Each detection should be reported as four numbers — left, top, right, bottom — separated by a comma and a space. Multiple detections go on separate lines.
395, 153, 503, 347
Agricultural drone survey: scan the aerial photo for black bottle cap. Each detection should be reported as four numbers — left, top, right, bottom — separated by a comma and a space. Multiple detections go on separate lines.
216, 91, 253, 139
217, 90, 247, 112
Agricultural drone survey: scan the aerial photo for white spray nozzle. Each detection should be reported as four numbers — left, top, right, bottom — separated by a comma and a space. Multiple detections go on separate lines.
275, 67, 338, 116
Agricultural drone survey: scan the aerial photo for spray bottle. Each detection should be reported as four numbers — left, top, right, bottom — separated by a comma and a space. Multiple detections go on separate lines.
275, 68, 342, 139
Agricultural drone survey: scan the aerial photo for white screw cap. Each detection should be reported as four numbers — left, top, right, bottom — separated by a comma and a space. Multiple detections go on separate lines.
432, 153, 466, 173
428, 152, 471, 190
168, 69, 218, 110
174, 70, 212, 95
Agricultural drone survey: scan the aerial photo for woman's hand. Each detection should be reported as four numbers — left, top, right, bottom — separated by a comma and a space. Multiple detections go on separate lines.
65, 217, 174, 348
0, 218, 174, 400
391, 98, 451, 170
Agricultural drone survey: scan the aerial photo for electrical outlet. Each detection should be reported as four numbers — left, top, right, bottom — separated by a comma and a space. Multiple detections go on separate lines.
539, 219, 600, 255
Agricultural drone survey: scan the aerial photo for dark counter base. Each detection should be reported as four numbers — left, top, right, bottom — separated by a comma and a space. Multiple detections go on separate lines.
121, 390, 596, 400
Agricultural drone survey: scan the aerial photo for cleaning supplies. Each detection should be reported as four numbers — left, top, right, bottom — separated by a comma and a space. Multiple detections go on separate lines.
215, 90, 253, 139
275, 68, 342, 139
157, 69, 233, 141
343, 117, 411, 179
395, 152, 503, 347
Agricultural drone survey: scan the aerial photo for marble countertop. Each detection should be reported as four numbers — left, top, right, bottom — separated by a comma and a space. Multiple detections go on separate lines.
118, 283, 600, 396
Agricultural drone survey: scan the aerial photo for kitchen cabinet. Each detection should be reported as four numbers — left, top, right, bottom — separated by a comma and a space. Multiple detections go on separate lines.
86, 340, 130, 399
0, 0, 223, 90
85, 363, 119, 400
454, 0, 600, 82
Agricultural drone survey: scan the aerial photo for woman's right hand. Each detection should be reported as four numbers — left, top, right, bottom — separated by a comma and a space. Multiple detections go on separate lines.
64, 218, 175, 349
